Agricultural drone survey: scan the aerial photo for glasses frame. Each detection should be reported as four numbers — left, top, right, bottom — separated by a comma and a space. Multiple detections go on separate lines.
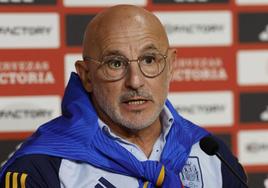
83, 49, 169, 81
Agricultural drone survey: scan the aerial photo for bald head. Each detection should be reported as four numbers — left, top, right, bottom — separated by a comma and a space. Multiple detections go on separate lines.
82, 5, 169, 58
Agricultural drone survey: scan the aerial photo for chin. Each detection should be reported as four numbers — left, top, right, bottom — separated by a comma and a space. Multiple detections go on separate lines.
119, 120, 154, 131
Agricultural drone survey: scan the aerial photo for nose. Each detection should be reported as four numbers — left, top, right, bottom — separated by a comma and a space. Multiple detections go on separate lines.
124, 60, 145, 90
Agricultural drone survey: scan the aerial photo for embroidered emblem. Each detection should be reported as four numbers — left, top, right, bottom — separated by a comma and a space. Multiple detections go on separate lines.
180, 157, 203, 188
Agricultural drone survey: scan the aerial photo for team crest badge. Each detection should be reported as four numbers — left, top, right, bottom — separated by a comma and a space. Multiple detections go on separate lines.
180, 157, 204, 188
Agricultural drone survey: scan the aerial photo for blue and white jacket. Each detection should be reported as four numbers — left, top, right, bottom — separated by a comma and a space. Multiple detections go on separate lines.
0, 73, 247, 188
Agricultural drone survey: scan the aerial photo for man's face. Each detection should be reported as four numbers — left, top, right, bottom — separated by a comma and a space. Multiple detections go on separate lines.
82, 14, 173, 131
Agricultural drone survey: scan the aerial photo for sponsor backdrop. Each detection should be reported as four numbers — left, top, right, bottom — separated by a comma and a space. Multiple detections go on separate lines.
0, 0, 268, 187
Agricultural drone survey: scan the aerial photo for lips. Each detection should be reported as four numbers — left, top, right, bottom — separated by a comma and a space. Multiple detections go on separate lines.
124, 99, 147, 105
121, 97, 151, 111
119, 91, 153, 108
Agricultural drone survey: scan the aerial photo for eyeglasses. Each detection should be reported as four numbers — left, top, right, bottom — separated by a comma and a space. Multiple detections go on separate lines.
83, 49, 168, 81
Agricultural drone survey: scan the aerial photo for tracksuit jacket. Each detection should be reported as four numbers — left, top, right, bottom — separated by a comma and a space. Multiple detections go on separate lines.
0, 73, 247, 188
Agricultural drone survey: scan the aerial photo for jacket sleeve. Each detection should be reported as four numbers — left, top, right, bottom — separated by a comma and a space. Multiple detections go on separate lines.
0, 154, 61, 188
215, 136, 248, 188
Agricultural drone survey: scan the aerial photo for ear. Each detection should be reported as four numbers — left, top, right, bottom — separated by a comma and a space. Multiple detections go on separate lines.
75, 60, 93, 92
167, 48, 177, 82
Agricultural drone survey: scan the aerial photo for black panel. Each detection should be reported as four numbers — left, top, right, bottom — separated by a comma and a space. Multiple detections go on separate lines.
0, 140, 23, 164
238, 13, 268, 43
240, 92, 268, 123
248, 172, 268, 188
66, 14, 96, 46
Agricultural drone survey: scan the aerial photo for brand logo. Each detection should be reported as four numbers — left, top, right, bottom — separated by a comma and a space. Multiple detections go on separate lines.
95, 177, 116, 188
173, 57, 228, 82
240, 92, 268, 123
0, 52, 64, 95
246, 142, 268, 153
237, 50, 268, 86
0, 0, 56, 5
154, 11, 232, 46
260, 106, 268, 121
0, 13, 59, 48
66, 14, 95, 46
64, 54, 81, 85
63, 0, 146, 7
259, 25, 268, 41
0, 61, 55, 85
180, 157, 203, 188
168, 91, 233, 127
153, 0, 228, 4
239, 13, 268, 43
236, 0, 268, 5
0, 96, 61, 132
170, 48, 232, 91
238, 130, 268, 165
0, 109, 53, 119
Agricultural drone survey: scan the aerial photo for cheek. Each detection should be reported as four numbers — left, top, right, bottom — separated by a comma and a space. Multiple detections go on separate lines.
92, 82, 120, 103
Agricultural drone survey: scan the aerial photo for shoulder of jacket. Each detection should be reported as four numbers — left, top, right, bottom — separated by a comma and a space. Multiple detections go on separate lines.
0, 154, 62, 188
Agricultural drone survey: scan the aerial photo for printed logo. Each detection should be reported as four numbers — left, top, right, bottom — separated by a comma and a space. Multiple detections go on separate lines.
64, 54, 81, 85
0, 0, 56, 5
0, 96, 61, 132
260, 106, 268, 121
246, 142, 268, 153
247, 172, 268, 188
168, 91, 233, 127
180, 157, 203, 188
236, 0, 268, 5
0, 52, 64, 95
0, 61, 54, 85
259, 25, 268, 41
170, 48, 234, 91
240, 92, 268, 123
66, 14, 95, 46
173, 57, 227, 82
153, 0, 228, 4
237, 50, 268, 86
63, 0, 146, 7
239, 13, 268, 43
170, 48, 233, 91
238, 130, 268, 165
154, 11, 232, 47
0, 13, 59, 48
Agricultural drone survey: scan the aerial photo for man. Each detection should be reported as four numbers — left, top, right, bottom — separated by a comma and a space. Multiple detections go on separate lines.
0, 5, 246, 188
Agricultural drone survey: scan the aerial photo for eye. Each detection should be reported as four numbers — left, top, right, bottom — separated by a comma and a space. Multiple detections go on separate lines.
105, 57, 127, 69
140, 54, 156, 65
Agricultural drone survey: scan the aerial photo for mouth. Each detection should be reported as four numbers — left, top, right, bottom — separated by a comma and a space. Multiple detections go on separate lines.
124, 99, 147, 105
122, 98, 151, 111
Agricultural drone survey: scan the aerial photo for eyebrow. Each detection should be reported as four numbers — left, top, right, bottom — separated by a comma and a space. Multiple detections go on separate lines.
141, 44, 159, 52
101, 50, 124, 58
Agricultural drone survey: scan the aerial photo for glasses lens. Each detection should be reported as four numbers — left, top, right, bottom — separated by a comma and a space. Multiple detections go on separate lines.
139, 54, 166, 77
102, 56, 128, 80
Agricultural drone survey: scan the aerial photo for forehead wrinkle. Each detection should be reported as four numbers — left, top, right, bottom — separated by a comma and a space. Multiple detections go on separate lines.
99, 33, 166, 58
